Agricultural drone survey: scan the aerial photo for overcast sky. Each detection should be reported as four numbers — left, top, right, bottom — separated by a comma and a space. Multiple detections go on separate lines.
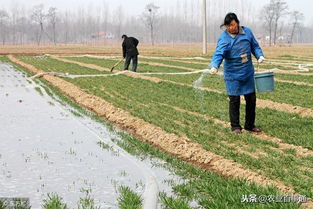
1, 0, 312, 26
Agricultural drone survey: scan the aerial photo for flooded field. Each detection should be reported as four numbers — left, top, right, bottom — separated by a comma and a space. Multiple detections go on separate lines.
0, 63, 177, 208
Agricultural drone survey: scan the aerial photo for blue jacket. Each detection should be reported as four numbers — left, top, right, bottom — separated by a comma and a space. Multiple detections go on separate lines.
210, 26, 263, 81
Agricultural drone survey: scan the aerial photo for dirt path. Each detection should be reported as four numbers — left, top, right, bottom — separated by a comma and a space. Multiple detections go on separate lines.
8, 55, 304, 199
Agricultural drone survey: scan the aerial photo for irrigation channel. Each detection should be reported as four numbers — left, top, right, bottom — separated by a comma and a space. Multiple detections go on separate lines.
0, 63, 180, 208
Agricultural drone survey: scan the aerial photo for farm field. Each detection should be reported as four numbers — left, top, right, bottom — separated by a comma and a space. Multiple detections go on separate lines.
1, 47, 313, 208
1, 43, 313, 57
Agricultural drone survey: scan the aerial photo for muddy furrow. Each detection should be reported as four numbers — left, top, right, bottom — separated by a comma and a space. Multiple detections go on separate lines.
8, 55, 300, 197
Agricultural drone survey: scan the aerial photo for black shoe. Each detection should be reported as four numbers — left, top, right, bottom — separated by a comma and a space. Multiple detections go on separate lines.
245, 127, 262, 133
232, 128, 242, 134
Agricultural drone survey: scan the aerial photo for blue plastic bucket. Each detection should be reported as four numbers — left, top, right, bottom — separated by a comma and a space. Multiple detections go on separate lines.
254, 72, 275, 93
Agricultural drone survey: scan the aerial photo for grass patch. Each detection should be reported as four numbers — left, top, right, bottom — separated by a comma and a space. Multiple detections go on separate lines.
20, 56, 108, 75
64, 56, 190, 73
117, 186, 142, 209
34, 87, 44, 96
276, 73, 313, 84
42, 193, 68, 209
52, 56, 313, 109
159, 192, 195, 209
140, 57, 208, 69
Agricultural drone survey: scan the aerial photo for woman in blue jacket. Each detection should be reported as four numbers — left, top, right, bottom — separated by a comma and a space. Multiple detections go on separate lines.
210, 13, 265, 134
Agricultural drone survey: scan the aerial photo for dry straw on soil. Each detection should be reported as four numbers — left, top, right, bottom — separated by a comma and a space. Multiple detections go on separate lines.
2, 44, 313, 57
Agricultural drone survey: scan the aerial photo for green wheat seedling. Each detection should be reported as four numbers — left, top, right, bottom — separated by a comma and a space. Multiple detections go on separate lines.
42, 193, 68, 209
117, 186, 142, 209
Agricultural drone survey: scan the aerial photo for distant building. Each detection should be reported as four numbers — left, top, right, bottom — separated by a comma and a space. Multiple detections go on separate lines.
91, 32, 115, 39
255, 33, 291, 45
277, 36, 284, 41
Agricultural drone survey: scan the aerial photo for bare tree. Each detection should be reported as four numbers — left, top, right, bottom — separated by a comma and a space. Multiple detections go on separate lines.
142, 3, 159, 45
272, 0, 288, 45
47, 7, 57, 45
113, 5, 124, 40
0, 10, 9, 45
16, 16, 27, 45
278, 21, 285, 38
261, 0, 288, 46
1, 0, 312, 45
15, 6, 28, 45
62, 11, 70, 44
288, 11, 304, 45
10, 6, 18, 45
31, 4, 46, 45
102, 1, 109, 44
261, 1, 275, 46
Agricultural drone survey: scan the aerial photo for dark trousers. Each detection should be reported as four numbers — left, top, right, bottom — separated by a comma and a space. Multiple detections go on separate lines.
229, 92, 256, 130
124, 54, 138, 72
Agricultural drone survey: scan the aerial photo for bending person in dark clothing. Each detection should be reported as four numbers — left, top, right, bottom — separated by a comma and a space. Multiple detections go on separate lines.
122, 34, 139, 72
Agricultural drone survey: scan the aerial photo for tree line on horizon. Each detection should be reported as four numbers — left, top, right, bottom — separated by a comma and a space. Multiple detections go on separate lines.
0, 0, 311, 46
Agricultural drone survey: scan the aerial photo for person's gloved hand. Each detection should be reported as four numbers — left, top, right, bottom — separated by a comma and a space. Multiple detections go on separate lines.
210, 67, 218, 74
257, 56, 265, 64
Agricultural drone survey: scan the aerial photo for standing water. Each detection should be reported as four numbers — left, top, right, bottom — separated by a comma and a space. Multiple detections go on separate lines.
0, 63, 180, 208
